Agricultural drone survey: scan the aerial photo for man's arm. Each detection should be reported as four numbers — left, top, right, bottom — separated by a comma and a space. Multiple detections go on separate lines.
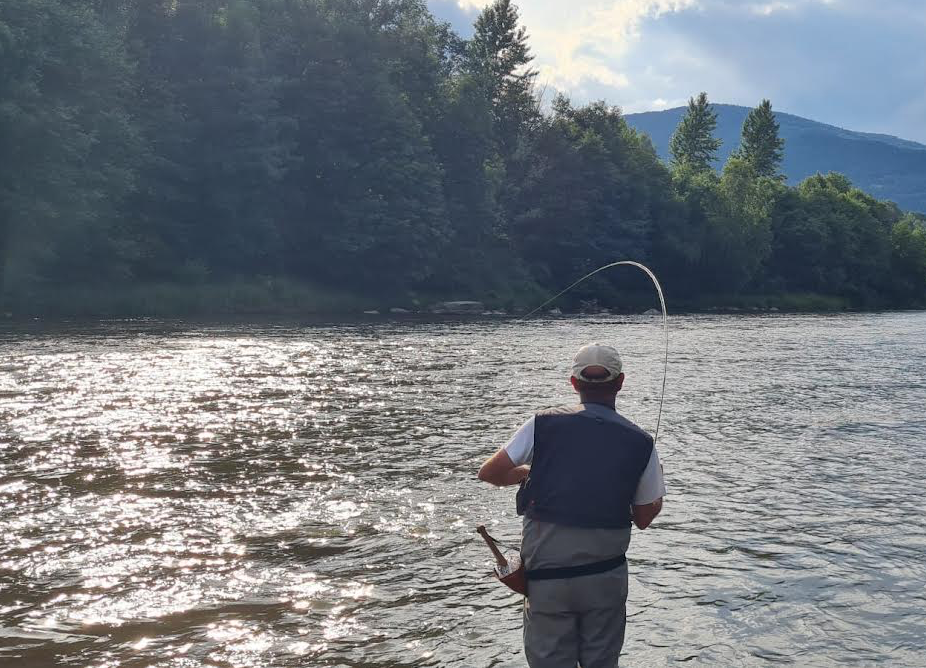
631, 444, 666, 530
478, 449, 530, 487
632, 497, 663, 530
479, 417, 534, 486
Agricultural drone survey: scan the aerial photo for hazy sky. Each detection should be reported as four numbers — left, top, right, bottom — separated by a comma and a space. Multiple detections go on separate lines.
429, 0, 926, 143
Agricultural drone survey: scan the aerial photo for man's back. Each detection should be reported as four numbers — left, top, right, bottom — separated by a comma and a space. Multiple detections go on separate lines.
478, 343, 665, 666
520, 403, 654, 530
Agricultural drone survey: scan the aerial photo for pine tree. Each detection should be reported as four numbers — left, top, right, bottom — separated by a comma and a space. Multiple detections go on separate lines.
467, 0, 539, 157
669, 92, 722, 171
736, 99, 785, 178
469, 0, 532, 83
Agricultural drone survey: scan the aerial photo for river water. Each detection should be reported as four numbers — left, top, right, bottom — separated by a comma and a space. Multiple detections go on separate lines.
1, 313, 925, 667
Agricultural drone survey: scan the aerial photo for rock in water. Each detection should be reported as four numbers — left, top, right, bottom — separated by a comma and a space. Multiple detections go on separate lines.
430, 301, 484, 314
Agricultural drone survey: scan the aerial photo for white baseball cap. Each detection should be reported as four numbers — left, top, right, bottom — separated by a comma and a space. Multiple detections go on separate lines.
572, 343, 623, 382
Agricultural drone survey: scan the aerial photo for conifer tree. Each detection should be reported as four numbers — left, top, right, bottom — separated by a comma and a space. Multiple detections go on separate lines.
669, 92, 722, 171
736, 99, 785, 178
468, 0, 539, 157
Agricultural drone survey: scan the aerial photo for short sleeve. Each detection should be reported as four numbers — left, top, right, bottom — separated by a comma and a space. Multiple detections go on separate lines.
504, 417, 535, 466
633, 446, 666, 505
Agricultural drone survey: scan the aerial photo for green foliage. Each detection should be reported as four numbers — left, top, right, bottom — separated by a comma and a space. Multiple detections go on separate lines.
0, 0, 141, 289
656, 156, 773, 294
669, 92, 722, 172
4, 277, 379, 317
428, 74, 505, 290
278, 7, 449, 287
890, 215, 926, 302
507, 97, 673, 289
626, 103, 926, 215
0, 0, 923, 313
649, 163, 710, 294
467, 0, 540, 159
706, 157, 775, 290
126, 0, 296, 279
767, 172, 898, 300
735, 100, 785, 178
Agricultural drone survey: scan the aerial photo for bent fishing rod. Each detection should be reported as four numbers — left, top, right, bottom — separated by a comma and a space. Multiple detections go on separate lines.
477, 260, 670, 591
523, 260, 669, 448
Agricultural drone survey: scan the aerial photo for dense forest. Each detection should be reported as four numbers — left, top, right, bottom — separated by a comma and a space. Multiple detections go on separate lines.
2, 0, 926, 314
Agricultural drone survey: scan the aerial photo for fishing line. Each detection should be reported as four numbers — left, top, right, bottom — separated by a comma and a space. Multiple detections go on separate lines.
523, 260, 669, 448
477, 261, 669, 583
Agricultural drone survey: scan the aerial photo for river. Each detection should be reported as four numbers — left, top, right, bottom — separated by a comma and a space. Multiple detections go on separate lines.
2, 313, 925, 667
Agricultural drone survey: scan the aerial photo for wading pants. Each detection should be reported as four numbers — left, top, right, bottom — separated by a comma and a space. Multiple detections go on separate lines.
522, 585, 628, 667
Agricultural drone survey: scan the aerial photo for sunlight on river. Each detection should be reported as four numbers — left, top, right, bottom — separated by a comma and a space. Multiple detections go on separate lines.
2, 314, 926, 666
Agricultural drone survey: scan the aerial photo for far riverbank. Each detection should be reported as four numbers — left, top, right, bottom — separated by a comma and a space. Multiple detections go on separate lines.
3, 278, 921, 319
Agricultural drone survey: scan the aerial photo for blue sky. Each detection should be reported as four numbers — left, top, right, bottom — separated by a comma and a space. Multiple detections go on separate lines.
428, 0, 926, 144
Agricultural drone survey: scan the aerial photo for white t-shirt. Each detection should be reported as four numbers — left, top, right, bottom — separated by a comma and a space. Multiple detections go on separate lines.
504, 415, 666, 506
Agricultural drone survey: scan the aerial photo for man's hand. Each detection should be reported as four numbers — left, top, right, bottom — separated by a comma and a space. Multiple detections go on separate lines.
632, 497, 663, 530
478, 449, 530, 487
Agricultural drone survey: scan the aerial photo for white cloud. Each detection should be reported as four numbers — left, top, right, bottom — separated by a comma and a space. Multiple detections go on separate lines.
750, 2, 792, 15
514, 1, 699, 95
433, 0, 925, 142
716, 0, 838, 12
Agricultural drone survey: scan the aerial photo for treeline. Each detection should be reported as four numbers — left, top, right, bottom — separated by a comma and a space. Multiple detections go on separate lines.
2, 0, 925, 312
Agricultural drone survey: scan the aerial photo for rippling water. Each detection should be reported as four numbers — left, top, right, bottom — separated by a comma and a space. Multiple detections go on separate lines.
2, 313, 926, 667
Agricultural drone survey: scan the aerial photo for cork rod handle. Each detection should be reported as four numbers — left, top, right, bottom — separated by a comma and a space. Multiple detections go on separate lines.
476, 525, 509, 569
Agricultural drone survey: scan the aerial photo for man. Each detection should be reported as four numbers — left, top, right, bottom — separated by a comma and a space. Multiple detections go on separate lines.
478, 343, 665, 667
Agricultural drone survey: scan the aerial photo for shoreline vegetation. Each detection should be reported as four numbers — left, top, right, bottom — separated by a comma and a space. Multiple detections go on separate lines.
3, 1, 926, 317
5, 279, 913, 319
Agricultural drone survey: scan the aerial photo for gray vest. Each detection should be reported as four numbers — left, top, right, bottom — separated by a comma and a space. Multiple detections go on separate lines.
517, 403, 653, 529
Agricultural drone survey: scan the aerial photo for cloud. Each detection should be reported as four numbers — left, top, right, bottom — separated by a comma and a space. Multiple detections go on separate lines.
750, 2, 792, 15
427, 0, 926, 143
428, 0, 480, 34
522, 1, 699, 99
430, 1, 697, 94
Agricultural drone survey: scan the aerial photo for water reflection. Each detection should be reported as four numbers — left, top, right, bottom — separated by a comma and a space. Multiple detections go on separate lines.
1, 314, 926, 666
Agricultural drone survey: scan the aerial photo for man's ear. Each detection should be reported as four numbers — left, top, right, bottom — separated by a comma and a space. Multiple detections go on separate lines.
615, 373, 625, 392
569, 375, 580, 393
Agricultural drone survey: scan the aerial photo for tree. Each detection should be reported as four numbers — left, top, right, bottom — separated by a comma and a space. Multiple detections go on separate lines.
428, 74, 504, 290
669, 92, 722, 171
0, 0, 141, 291
125, 0, 295, 280
705, 156, 775, 291
467, 0, 540, 160
269, 0, 449, 290
508, 97, 673, 289
768, 173, 895, 299
1, 0, 923, 313
890, 215, 926, 302
735, 99, 785, 178
648, 162, 706, 295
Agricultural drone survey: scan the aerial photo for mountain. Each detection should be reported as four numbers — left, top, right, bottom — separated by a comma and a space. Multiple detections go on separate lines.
624, 104, 926, 213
